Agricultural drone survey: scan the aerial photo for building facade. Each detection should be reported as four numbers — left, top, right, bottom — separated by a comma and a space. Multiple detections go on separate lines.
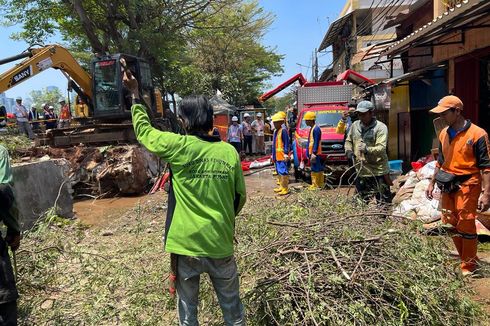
381, 0, 490, 164
318, 0, 412, 82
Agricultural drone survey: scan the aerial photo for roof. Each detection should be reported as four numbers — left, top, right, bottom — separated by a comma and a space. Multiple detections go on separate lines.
336, 69, 375, 88
382, 62, 447, 86
318, 12, 353, 51
384, 0, 490, 57
209, 95, 236, 115
384, 0, 431, 29
350, 40, 395, 66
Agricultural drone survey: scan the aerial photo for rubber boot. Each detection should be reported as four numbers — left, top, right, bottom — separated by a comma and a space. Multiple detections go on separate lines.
308, 172, 319, 190
461, 238, 478, 275
318, 172, 325, 189
273, 175, 282, 192
278, 175, 290, 195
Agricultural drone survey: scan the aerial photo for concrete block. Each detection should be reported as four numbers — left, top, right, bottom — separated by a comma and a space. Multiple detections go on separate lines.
12, 159, 73, 229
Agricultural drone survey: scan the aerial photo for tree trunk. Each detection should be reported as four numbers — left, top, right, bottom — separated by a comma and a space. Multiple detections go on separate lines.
69, 0, 107, 54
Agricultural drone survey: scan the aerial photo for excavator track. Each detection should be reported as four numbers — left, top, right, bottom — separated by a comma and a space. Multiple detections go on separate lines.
36, 122, 137, 147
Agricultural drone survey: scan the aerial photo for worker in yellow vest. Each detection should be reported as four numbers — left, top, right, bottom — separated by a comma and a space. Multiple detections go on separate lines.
304, 111, 324, 190
272, 111, 287, 181
272, 113, 290, 195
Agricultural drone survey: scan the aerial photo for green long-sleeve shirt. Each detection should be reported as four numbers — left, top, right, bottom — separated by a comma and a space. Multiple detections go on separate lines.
344, 119, 389, 177
131, 104, 246, 258
0, 145, 20, 235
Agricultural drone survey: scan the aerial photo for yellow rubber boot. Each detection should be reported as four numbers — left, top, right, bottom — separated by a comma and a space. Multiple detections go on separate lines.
318, 172, 325, 189
273, 175, 282, 192
308, 172, 319, 190
278, 175, 290, 195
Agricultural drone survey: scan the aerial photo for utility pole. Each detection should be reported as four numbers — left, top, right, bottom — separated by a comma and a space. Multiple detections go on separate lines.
314, 49, 319, 82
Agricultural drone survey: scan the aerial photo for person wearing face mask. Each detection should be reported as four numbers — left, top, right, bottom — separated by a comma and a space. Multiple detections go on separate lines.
426, 95, 490, 276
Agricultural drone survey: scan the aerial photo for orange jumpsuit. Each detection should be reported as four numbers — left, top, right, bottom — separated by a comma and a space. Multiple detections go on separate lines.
437, 121, 490, 272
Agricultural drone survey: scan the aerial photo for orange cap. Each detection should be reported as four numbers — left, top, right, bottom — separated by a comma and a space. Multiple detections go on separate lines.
430, 95, 463, 113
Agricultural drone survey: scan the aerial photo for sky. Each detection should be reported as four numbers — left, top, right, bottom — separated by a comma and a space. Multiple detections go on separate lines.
0, 1, 345, 100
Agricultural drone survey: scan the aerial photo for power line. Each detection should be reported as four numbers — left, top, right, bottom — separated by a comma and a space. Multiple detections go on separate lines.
364, 0, 409, 45
354, 0, 394, 38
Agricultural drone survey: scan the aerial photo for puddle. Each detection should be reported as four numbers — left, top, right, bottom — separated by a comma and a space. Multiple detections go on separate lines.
74, 195, 149, 226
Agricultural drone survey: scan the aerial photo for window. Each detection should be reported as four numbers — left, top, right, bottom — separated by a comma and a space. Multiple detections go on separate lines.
300, 110, 343, 129
93, 60, 119, 113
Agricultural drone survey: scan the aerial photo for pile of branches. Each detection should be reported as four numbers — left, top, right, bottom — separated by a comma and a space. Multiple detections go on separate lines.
238, 192, 484, 326
0, 134, 31, 159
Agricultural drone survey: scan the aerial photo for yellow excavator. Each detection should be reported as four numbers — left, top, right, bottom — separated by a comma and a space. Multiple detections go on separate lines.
0, 44, 166, 146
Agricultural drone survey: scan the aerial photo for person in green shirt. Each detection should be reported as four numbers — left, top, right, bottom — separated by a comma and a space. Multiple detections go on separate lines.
0, 144, 20, 325
344, 101, 391, 204
123, 71, 246, 325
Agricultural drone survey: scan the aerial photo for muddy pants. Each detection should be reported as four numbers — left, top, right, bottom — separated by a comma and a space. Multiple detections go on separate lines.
176, 255, 245, 326
441, 184, 480, 272
355, 176, 392, 204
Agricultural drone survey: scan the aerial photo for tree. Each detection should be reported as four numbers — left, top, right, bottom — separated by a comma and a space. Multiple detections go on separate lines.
29, 87, 64, 113
265, 92, 295, 112
0, 0, 282, 105
179, 1, 283, 105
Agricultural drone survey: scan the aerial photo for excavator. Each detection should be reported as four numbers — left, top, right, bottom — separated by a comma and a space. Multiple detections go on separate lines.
0, 44, 168, 146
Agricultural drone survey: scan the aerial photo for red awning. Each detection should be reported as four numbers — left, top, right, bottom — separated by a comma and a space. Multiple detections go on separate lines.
336, 69, 375, 88
259, 73, 307, 102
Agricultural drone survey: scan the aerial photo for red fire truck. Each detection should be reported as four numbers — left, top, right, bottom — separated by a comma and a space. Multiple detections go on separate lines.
259, 70, 375, 180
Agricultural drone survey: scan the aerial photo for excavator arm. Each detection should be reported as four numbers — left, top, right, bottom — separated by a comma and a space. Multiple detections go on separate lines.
0, 45, 92, 99
258, 73, 307, 102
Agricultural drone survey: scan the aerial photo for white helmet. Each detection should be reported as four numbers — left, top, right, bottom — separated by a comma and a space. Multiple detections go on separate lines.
41, 103, 46, 107
257, 112, 263, 117
231, 116, 238, 122
243, 113, 250, 118
48, 105, 54, 110
15, 96, 22, 101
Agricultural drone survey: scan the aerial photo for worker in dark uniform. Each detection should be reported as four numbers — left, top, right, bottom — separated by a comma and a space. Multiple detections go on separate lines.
0, 144, 20, 325
304, 111, 324, 190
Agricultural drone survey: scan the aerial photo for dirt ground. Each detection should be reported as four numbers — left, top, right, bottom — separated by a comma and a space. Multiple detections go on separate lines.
72, 170, 490, 319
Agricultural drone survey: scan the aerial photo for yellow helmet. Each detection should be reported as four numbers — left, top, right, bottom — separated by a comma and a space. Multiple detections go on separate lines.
271, 113, 284, 122
304, 111, 316, 121
276, 111, 287, 120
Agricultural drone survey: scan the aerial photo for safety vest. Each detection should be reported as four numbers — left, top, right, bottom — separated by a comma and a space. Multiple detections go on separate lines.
60, 105, 71, 120
275, 127, 285, 161
308, 125, 322, 156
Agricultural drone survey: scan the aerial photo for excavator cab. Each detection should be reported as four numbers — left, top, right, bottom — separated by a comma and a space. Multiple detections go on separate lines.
92, 54, 159, 120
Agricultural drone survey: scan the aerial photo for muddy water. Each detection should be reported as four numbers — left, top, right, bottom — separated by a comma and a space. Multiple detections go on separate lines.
74, 196, 149, 226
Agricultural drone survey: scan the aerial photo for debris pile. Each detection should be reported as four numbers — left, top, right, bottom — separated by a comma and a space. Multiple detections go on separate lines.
19, 144, 163, 197
392, 161, 490, 235
239, 192, 485, 325
392, 161, 441, 223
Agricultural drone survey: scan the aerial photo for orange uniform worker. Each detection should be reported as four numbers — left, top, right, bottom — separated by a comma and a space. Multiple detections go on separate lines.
304, 111, 324, 190
426, 95, 490, 276
272, 113, 290, 195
